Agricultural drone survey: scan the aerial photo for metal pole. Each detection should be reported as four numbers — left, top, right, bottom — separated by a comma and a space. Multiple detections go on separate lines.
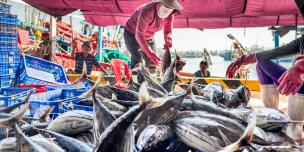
97, 26, 104, 62
50, 16, 57, 61
70, 16, 74, 54
274, 31, 280, 64
295, 14, 298, 39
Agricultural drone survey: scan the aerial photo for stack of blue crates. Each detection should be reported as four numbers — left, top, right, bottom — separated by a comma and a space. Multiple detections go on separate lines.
0, 2, 20, 88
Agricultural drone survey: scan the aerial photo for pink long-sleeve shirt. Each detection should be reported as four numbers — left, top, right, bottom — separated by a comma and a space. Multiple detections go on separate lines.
125, 2, 174, 53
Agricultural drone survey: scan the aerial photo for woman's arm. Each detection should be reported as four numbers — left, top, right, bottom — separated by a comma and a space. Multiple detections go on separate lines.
135, 10, 153, 55
71, 39, 77, 58
163, 15, 173, 49
256, 35, 304, 61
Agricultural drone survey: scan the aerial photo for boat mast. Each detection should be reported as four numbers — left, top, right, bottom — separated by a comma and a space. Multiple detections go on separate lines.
50, 16, 57, 61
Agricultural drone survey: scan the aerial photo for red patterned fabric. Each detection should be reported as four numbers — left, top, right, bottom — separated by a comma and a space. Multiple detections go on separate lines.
23, 0, 304, 28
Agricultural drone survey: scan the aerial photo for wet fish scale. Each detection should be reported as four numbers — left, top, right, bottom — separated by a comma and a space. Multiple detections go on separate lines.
174, 117, 242, 152
92, 92, 115, 143
94, 105, 143, 152
230, 108, 289, 131
109, 86, 139, 101
160, 59, 178, 92
39, 130, 93, 152
174, 120, 222, 152
15, 124, 48, 152
176, 111, 246, 132
47, 110, 93, 136
136, 125, 174, 151
73, 129, 95, 148
160, 49, 171, 78
0, 137, 16, 152
139, 70, 168, 94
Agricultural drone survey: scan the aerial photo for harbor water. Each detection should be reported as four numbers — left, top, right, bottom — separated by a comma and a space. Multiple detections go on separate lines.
182, 56, 293, 79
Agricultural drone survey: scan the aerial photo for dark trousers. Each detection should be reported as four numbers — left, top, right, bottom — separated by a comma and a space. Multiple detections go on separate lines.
124, 29, 156, 69
256, 60, 304, 93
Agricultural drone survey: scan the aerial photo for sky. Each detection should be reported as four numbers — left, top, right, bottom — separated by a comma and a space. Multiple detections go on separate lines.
154, 27, 298, 51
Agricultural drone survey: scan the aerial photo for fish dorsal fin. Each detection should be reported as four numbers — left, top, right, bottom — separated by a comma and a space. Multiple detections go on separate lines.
218, 113, 257, 152
146, 97, 166, 109
0, 102, 30, 128
0, 91, 33, 114
40, 107, 53, 122
82, 61, 88, 79
79, 71, 103, 98
139, 82, 150, 106
111, 94, 118, 100
68, 102, 74, 111
175, 50, 181, 60
187, 77, 195, 98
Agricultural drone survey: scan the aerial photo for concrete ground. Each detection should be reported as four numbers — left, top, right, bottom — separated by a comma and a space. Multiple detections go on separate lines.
250, 91, 288, 113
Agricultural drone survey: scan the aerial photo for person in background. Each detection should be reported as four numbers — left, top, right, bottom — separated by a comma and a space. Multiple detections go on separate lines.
124, 0, 183, 74
225, 34, 304, 140
82, 23, 91, 36
194, 61, 210, 77
176, 60, 186, 73
71, 40, 102, 75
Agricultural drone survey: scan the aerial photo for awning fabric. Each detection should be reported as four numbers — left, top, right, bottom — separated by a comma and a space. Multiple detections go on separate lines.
23, 0, 304, 29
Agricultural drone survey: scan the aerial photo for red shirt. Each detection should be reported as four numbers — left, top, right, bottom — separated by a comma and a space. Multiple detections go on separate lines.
125, 2, 174, 53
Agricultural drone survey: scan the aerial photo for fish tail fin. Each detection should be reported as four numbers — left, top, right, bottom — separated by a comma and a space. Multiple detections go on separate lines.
92, 89, 97, 101
139, 82, 150, 106
79, 70, 102, 98
0, 96, 30, 127
81, 61, 88, 79
40, 107, 53, 122
175, 49, 181, 60
187, 77, 195, 98
218, 113, 257, 152
111, 94, 118, 100
92, 89, 105, 105
68, 101, 74, 110
0, 90, 33, 113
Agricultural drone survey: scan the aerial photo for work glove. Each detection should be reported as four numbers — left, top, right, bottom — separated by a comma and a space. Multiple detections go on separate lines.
277, 55, 304, 95
163, 37, 172, 50
142, 48, 161, 66
226, 54, 257, 78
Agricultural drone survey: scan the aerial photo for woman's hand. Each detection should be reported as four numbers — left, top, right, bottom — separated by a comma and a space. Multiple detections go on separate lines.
163, 37, 172, 50
226, 54, 257, 78
143, 49, 161, 66
277, 55, 304, 95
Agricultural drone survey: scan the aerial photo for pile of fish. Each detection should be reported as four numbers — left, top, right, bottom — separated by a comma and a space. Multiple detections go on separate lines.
0, 50, 303, 152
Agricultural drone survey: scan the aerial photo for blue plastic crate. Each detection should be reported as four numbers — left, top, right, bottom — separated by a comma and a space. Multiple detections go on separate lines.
0, 87, 35, 108
46, 82, 90, 98
0, 63, 18, 76
0, 44, 18, 51
71, 102, 93, 112
0, 33, 17, 44
46, 82, 90, 91
0, 3, 10, 14
0, 51, 20, 63
0, 23, 16, 34
0, 74, 15, 88
0, 13, 17, 24
19, 54, 68, 85
60, 100, 93, 115
18, 89, 81, 117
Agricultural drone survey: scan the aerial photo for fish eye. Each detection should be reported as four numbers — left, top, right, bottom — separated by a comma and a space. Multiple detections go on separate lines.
148, 135, 155, 142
